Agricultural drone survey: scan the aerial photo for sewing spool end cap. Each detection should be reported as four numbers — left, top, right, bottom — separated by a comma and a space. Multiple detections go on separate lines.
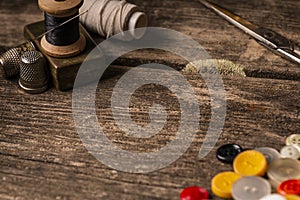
38, 0, 84, 17
128, 12, 148, 39
40, 33, 86, 58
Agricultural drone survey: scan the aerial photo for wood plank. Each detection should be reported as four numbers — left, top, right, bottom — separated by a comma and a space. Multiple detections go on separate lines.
0, 0, 299, 199
123, 0, 300, 80
0, 69, 299, 199
1, 0, 299, 80
0, 0, 43, 47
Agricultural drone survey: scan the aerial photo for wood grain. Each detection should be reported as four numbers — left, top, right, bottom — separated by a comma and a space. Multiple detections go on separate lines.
0, 0, 299, 199
123, 0, 300, 80
0, 0, 43, 47
1, 71, 299, 199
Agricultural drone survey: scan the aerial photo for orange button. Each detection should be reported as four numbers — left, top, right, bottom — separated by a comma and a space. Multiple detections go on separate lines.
233, 150, 267, 176
211, 171, 241, 198
277, 179, 300, 196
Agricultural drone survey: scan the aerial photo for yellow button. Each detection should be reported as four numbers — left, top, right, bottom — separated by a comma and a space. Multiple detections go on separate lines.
211, 171, 241, 198
233, 150, 267, 176
286, 195, 300, 200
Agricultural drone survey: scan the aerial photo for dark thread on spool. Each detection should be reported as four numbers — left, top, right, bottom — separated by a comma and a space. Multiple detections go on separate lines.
44, 12, 80, 46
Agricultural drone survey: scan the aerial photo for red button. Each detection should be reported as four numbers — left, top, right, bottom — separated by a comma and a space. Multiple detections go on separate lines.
180, 186, 209, 200
277, 179, 300, 196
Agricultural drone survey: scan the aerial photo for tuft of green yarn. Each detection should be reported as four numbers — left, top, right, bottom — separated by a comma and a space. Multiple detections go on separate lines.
183, 59, 246, 77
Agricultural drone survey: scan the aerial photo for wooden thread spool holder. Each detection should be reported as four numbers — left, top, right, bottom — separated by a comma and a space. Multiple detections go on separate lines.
24, 0, 104, 91
38, 0, 86, 58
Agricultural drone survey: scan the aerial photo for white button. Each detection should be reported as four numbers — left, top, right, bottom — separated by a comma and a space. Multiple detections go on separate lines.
280, 145, 300, 159
268, 178, 281, 190
286, 134, 300, 152
260, 194, 286, 200
255, 147, 281, 164
267, 158, 300, 188
232, 176, 271, 200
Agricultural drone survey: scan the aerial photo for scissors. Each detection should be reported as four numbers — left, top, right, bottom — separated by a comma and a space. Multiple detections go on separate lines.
199, 0, 300, 65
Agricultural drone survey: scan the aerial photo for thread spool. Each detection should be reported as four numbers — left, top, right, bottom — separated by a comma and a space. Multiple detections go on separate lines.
80, 0, 148, 40
38, 0, 86, 58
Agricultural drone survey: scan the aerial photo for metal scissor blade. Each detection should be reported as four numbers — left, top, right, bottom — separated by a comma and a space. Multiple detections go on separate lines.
199, 0, 277, 49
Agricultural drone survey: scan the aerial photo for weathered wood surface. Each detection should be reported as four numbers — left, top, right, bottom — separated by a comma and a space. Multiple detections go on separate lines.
0, 0, 299, 200
128, 0, 300, 80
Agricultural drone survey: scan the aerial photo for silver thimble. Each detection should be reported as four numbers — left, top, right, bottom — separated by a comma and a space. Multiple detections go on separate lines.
0, 40, 36, 78
19, 50, 49, 94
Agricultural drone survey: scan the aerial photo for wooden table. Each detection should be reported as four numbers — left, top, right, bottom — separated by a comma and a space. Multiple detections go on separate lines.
0, 0, 299, 199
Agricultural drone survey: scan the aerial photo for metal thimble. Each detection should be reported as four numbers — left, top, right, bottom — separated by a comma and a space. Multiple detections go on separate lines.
19, 50, 49, 94
0, 40, 36, 78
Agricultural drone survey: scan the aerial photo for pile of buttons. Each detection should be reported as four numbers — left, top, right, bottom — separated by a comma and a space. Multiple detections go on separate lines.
180, 134, 300, 200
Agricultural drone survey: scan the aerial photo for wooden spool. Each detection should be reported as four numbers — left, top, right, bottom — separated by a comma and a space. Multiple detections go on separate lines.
38, 0, 86, 58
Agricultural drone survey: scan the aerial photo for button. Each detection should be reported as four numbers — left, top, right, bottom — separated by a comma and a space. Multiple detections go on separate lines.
211, 171, 241, 198
286, 195, 300, 200
280, 145, 300, 159
233, 150, 267, 176
286, 134, 300, 152
277, 179, 300, 196
267, 158, 300, 188
232, 176, 271, 200
268, 178, 281, 191
216, 143, 243, 164
259, 194, 286, 200
255, 147, 281, 164
180, 186, 209, 200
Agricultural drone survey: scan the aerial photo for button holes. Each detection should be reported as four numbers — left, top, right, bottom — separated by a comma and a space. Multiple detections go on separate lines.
223, 180, 231, 186
245, 160, 256, 168
284, 168, 293, 175
244, 186, 250, 191
244, 186, 257, 193
286, 183, 298, 190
